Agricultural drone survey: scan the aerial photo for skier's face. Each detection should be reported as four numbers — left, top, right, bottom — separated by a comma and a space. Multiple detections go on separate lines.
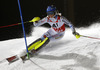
48, 14, 54, 18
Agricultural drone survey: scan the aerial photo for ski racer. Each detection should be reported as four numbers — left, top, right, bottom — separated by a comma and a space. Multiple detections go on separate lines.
21, 5, 80, 60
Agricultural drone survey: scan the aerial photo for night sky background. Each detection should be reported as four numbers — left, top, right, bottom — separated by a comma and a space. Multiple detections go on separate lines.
0, 0, 100, 41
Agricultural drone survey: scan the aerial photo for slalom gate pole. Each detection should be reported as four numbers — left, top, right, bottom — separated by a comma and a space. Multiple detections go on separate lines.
80, 35, 100, 40
17, 0, 29, 59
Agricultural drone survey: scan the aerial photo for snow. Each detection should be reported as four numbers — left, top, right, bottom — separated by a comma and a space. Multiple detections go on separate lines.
0, 23, 100, 70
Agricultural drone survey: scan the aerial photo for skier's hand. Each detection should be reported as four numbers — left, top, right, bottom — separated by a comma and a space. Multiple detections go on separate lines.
73, 31, 79, 35
33, 21, 38, 25
73, 31, 80, 39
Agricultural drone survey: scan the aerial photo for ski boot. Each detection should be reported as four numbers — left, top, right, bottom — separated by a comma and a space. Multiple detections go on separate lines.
20, 49, 36, 62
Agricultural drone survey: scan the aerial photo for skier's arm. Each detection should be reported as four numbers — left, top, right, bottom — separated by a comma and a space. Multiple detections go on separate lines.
33, 17, 47, 27
61, 16, 76, 32
61, 16, 80, 36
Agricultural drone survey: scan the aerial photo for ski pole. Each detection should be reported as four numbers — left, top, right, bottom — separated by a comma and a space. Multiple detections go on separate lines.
0, 21, 29, 28
0, 17, 40, 28
80, 35, 100, 40
17, 0, 29, 59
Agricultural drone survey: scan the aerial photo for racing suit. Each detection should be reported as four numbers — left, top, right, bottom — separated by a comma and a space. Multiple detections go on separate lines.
34, 15, 76, 41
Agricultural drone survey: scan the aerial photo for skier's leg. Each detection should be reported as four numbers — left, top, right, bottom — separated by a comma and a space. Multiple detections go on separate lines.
34, 37, 50, 51
20, 29, 64, 60
20, 37, 50, 60
28, 38, 42, 51
28, 37, 50, 52
22, 29, 64, 53
28, 28, 55, 52
49, 32, 65, 41
20, 38, 47, 57
41, 28, 65, 41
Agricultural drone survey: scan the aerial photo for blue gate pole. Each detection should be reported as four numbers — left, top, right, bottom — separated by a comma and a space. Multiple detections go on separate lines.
17, 0, 29, 59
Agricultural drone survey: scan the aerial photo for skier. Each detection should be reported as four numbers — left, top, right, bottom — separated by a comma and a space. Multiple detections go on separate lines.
21, 5, 80, 60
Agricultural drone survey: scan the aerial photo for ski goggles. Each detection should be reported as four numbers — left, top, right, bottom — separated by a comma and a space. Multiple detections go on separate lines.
47, 11, 54, 15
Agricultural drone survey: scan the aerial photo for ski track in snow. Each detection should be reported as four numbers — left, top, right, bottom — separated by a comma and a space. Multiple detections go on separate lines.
0, 23, 100, 70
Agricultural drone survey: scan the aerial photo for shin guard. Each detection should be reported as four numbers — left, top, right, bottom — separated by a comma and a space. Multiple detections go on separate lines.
28, 37, 50, 51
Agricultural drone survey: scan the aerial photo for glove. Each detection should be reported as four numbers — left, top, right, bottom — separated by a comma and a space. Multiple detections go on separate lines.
72, 31, 80, 39
29, 17, 40, 25
29, 17, 40, 22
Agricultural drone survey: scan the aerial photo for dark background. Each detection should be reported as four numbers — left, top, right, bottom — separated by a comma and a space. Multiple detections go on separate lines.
0, 0, 100, 41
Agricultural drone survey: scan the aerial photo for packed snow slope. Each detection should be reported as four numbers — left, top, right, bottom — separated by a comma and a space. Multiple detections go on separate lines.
0, 23, 100, 70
